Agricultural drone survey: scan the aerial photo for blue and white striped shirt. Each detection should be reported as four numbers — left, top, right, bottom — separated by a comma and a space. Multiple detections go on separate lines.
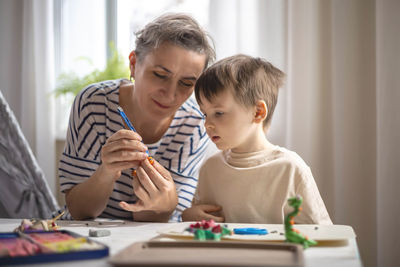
59, 79, 209, 221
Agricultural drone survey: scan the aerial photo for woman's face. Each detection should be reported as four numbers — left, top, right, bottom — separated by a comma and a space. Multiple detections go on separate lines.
132, 42, 207, 121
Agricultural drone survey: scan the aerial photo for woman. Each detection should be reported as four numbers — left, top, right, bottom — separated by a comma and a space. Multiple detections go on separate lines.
59, 13, 215, 222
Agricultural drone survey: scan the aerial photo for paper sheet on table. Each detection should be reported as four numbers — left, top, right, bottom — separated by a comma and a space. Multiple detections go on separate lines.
157, 223, 356, 244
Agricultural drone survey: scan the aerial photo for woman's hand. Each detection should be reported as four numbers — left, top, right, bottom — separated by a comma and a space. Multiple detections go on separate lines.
100, 129, 148, 180
182, 204, 225, 222
119, 157, 178, 215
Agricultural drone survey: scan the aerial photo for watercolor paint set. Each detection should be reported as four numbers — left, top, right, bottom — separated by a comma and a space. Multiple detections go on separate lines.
0, 230, 109, 265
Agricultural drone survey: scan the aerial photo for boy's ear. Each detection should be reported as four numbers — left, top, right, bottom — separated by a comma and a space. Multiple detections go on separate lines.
254, 100, 268, 124
129, 51, 137, 79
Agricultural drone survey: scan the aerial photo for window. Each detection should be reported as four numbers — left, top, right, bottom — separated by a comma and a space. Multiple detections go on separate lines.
116, 0, 210, 58
54, 0, 210, 138
54, 0, 107, 138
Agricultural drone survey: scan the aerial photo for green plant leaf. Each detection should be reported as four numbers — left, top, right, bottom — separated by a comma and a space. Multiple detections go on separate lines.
54, 42, 130, 97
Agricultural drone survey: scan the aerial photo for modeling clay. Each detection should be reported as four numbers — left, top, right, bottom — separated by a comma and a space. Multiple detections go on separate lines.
29, 232, 74, 244
0, 238, 42, 257
89, 229, 111, 237
185, 220, 232, 241
284, 195, 317, 249
27, 232, 103, 252
233, 227, 268, 235
0, 230, 108, 263
132, 157, 153, 177
42, 237, 102, 252
14, 211, 64, 232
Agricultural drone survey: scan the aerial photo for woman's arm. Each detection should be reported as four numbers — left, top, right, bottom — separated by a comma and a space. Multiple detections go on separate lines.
65, 130, 148, 220
65, 164, 118, 219
130, 210, 171, 222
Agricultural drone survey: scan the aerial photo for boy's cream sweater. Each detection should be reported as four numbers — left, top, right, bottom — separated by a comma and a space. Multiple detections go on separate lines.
193, 146, 332, 224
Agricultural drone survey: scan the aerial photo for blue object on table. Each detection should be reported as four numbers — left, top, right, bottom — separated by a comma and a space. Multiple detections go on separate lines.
233, 227, 268, 235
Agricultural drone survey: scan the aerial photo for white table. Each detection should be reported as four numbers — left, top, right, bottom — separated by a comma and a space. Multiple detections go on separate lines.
0, 219, 362, 267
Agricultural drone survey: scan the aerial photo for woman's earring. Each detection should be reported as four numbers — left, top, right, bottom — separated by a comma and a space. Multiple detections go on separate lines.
129, 51, 135, 61
129, 51, 135, 81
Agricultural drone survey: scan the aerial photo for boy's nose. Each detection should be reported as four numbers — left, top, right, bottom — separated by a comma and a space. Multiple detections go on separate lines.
204, 119, 214, 129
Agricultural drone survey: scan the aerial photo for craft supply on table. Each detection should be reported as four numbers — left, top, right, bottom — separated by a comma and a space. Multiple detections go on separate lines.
0, 237, 42, 257
185, 219, 232, 241
89, 229, 111, 237
56, 218, 127, 228
159, 222, 355, 246
233, 227, 268, 235
0, 230, 109, 265
14, 211, 65, 232
285, 195, 317, 249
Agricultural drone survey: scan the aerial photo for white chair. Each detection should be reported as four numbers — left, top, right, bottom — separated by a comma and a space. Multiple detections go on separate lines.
0, 91, 59, 218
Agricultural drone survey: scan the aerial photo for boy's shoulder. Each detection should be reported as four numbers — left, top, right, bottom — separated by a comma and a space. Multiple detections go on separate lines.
205, 150, 224, 160
201, 151, 225, 167
269, 145, 311, 174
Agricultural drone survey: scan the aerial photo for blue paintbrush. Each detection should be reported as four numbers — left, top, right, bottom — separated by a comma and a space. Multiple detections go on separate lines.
117, 106, 149, 155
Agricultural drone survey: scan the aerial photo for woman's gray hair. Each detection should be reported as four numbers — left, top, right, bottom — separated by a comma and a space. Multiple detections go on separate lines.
135, 13, 215, 68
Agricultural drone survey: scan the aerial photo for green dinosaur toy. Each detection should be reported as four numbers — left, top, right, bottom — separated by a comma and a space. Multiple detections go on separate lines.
284, 195, 317, 249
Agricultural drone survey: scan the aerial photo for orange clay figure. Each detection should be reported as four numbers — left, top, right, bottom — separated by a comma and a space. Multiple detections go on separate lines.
132, 157, 154, 177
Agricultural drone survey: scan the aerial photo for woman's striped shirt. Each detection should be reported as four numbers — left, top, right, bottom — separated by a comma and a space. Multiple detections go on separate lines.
58, 79, 209, 222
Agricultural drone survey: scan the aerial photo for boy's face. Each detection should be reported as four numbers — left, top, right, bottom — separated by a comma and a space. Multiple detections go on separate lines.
199, 87, 258, 152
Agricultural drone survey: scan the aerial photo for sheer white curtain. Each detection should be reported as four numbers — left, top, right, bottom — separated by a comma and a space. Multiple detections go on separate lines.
20, 0, 56, 193
376, 1, 400, 266
209, 1, 399, 267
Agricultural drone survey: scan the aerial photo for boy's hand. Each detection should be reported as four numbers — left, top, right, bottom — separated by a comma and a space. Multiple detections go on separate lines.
182, 204, 224, 222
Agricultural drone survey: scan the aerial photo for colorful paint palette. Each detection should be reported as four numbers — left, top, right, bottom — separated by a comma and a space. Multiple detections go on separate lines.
0, 230, 108, 265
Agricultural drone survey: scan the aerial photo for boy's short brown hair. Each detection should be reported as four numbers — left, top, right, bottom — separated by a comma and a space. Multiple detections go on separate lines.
195, 54, 285, 128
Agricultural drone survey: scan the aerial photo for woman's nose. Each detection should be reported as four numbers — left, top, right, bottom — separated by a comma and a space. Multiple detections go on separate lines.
161, 81, 176, 102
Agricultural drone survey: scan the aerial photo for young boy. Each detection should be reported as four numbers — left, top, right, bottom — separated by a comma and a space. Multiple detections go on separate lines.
182, 54, 332, 224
